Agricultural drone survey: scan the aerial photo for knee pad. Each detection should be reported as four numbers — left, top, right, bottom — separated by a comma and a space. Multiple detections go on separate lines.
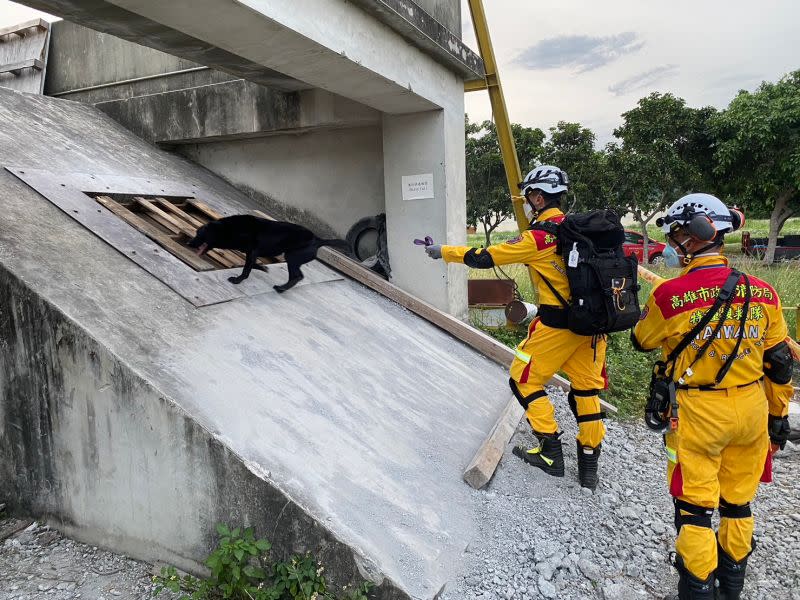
674, 498, 714, 533
570, 388, 606, 424
718, 498, 752, 520
510, 378, 548, 410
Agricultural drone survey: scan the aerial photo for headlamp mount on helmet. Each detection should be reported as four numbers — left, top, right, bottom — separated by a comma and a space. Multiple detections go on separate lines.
518, 169, 569, 194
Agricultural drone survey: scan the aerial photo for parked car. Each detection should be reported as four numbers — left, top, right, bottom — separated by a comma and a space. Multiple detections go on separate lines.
623, 230, 666, 264
741, 231, 800, 262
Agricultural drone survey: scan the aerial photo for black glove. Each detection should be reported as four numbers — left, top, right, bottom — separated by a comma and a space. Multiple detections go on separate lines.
768, 414, 791, 450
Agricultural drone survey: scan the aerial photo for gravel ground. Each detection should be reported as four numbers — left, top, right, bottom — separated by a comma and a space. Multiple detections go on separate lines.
1, 389, 798, 600
440, 387, 800, 600
0, 522, 180, 600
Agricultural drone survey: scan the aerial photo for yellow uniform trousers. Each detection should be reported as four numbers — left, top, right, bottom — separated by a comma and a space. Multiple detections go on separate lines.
509, 317, 607, 448
665, 382, 769, 580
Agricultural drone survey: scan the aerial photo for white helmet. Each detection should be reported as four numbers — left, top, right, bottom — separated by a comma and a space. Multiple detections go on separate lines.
657, 193, 744, 241
519, 165, 569, 196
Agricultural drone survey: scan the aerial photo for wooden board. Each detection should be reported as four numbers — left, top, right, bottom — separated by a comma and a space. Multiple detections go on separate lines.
462, 398, 524, 489
95, 196, 216, 272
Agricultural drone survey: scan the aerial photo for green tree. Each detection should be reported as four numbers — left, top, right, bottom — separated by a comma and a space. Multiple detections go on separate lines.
465, 117, 544, 246
710, 71, 800, 263
610, 93, 715, 262
541, 121, 609, 213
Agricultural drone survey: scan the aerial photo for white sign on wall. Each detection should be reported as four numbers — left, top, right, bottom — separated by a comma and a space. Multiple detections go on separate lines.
401, 173, 434, 201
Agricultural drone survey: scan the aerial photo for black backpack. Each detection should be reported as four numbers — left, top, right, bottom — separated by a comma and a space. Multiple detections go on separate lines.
531, 210, 641, 335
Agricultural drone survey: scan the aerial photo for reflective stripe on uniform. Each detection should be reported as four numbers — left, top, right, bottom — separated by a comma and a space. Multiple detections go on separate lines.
665, 446, 678, 463
515, 349, 532, 364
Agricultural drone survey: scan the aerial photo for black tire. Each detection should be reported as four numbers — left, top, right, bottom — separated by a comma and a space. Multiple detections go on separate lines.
346, 214, 391, 277
649, 253, 663, 264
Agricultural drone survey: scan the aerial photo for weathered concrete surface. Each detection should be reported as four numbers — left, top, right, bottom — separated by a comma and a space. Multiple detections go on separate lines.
44, 19, 241, 102
0, 88, 508, 598
18, 0, 479, 112
0, 19, 50, 95
179, 124, 384, 239
94, 80, 301, 144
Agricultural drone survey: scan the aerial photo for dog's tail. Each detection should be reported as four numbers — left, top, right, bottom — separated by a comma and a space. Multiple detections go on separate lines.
315, 238, 350, 252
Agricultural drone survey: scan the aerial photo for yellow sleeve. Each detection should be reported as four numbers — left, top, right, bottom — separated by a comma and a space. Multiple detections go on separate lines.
764, 296, 793, 417
442, 231, 541, 267
632, 285, 669, 351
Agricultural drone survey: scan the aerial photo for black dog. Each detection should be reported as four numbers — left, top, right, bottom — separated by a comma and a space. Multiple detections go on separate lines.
187, 215, 347, 293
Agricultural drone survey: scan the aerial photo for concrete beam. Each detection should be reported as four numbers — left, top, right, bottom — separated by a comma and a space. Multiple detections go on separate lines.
20, 0, 311, 92
18, 0, 475, 112
348, 0, 483, 80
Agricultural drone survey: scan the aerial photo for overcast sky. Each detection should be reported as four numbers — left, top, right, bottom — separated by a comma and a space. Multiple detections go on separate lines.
462, 0, 799, 145
2, 0, 798, 147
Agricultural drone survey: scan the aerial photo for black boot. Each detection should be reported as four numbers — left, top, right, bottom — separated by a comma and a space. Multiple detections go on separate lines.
716, 544, 748, 600
512, 432, 564, 477
577, 442, 601, 491
672, 554, 714, 600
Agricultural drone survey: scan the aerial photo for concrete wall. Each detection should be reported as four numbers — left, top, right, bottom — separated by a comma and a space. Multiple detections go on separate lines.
0, 89, 507, 597
0, 265, 399, 596
180, 126, 385, 238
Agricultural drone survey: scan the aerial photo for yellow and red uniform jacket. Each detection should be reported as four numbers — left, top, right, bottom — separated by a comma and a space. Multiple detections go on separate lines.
441, 208, 569, 307
633, 255, 793, 417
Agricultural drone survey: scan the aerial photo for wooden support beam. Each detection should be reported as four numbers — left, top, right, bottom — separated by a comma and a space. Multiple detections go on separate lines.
0, 58, 43, 76
462, 398, 523, 489
0, 18, 48, 39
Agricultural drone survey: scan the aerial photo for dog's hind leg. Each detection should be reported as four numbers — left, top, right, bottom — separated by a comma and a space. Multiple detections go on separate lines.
273, 246, 316, 293
228, 251, 257, 284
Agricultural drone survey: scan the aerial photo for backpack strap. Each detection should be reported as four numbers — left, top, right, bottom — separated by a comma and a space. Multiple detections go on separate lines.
667, 270, 742, 381
528, 220, 569, 309
714, 273, 750, 385
530, 221, 560, 236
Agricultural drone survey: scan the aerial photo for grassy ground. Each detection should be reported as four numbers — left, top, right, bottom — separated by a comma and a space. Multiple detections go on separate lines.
466, 220, 800, 419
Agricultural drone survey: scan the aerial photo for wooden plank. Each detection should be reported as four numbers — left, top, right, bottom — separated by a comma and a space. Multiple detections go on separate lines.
188, 198, 224, 220
0, 58, 43, 75
149, 198, 242, 267
0, 18, 48, 39
252, 209, 276, 221
95, 196, 216, 272
134, 197, 191, 236
463, 397, 524, 489
156, 198, 205, 228
134, 198, 239, 267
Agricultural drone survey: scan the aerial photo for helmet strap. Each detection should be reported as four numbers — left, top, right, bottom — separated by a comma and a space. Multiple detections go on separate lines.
670, 232, 723, 264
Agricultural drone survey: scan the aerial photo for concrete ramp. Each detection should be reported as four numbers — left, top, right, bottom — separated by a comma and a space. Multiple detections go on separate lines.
0, 88, 510, 598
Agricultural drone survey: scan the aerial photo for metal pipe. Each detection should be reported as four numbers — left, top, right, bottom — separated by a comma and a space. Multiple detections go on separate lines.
50, 66, 211, 97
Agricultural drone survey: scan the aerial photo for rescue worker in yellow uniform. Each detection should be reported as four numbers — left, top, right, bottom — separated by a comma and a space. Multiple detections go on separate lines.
632, 194, 794, 600
424, 165, 608, 490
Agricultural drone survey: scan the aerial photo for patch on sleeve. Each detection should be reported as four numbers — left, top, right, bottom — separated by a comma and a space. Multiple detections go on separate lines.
639, 305, 649, 321
531, 229, 558, 250
505, 235, 524, 245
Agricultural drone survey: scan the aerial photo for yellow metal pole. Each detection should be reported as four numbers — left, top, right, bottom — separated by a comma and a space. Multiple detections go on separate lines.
466, 0, 528, 234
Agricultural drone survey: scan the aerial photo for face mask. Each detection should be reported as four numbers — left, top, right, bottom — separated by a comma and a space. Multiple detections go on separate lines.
662, 243, 681, 268
523, 201, 535, 222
